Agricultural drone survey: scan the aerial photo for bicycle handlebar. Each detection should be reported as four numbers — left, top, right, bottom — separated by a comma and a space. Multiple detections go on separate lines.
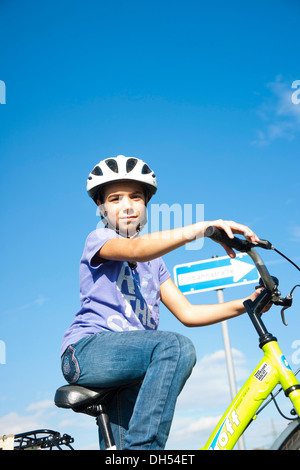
205, 226, 299, 331
205, 226, 278, 294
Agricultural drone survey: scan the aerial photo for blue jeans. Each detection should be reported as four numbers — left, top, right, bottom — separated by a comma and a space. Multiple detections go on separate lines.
61, 330, 196, 450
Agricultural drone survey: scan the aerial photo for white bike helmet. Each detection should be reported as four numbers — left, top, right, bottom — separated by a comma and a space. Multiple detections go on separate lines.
87, 155, 157, 204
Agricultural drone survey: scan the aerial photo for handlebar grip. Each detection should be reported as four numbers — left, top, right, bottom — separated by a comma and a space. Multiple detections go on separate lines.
205, 226, 253, 253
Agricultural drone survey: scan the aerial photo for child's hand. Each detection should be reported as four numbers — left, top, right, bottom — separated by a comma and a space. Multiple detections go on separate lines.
247, 287, 273, 313
204, 219, 260, 258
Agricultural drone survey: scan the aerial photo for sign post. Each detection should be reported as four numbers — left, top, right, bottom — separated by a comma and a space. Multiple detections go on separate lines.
174, 253, 259, 450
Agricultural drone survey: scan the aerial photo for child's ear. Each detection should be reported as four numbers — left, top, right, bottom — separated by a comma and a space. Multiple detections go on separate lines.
97, 201, 107, 218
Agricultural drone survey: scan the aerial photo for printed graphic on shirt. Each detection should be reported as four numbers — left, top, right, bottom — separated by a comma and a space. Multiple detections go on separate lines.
107, 262, 158, 331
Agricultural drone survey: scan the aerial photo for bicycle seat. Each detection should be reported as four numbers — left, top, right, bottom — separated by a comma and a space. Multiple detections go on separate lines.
54, 384, 119, 412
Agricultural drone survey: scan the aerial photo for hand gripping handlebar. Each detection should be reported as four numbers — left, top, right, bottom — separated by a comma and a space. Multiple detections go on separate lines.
205, 226, 299, 329
205, 226, 278, 294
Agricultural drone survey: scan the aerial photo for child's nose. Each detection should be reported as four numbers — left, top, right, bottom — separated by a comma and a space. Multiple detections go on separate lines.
122, 197, 134, 212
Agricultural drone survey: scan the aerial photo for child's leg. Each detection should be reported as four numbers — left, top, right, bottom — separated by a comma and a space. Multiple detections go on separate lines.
61, 330, 196, 449
122, 331, 196, 449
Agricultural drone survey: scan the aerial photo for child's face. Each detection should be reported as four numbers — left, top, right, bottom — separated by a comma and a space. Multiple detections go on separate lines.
99, 181, 147, 237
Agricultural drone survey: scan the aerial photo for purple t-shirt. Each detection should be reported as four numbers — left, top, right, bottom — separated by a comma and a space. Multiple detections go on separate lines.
61, 228, 170, 355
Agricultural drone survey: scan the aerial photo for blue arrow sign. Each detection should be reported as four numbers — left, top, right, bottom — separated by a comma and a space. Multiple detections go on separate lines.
173, 253, 259, 295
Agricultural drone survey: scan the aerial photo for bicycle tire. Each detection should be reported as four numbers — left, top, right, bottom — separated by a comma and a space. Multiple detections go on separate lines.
279, 425, 300, 450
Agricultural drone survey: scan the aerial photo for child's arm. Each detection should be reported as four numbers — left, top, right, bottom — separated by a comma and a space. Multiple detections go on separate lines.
96, 219, 260, 263
160, 277, 269, 327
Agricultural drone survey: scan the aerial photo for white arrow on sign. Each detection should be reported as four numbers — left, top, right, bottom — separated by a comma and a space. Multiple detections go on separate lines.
177, 257, 255, 287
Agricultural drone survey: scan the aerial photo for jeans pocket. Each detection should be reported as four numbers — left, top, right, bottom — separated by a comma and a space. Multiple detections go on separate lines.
61, 345, 80, 383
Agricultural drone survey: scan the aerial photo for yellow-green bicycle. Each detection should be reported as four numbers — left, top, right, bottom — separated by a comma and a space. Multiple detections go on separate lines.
202, 227, 300, 450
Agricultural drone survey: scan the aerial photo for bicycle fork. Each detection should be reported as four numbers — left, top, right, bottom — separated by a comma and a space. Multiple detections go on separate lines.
202, 340, 300, 450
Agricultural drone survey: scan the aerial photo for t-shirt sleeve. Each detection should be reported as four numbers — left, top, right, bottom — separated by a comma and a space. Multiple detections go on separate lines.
158, 257, 170, 284
83, 228, 120, 269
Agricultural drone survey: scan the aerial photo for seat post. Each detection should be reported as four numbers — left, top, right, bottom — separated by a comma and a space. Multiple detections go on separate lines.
96, 403, 116, 450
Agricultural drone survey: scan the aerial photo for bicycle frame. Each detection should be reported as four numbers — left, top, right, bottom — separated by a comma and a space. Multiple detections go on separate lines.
202, 339, 300, 450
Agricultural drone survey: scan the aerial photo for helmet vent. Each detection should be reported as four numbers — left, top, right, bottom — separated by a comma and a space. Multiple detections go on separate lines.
141, 163, 152, 174
126, 158, 138, 173
105, 159, 118, 173
91, 165, 103, 176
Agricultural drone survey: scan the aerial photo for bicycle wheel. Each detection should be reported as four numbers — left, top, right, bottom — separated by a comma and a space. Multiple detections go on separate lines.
279, 425, 300, 450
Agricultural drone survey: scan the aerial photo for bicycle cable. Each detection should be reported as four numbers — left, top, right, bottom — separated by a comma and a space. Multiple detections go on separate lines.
269, 248, 300, 420
255, 368, 300, 421
270, 391, 300, 421
273, 247, 300, 272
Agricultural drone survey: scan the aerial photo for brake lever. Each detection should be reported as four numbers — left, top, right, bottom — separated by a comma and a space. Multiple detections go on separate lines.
273, 294, 293, 326
255, 276, 292, 325
276, 285, 300, 326
281, 306, 290, 326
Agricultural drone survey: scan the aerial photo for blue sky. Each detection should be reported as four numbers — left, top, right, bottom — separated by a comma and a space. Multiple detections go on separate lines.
0, 0, 300, 450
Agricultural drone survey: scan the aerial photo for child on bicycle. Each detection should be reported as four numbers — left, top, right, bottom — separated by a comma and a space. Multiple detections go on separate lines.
61, 154, 264, 450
